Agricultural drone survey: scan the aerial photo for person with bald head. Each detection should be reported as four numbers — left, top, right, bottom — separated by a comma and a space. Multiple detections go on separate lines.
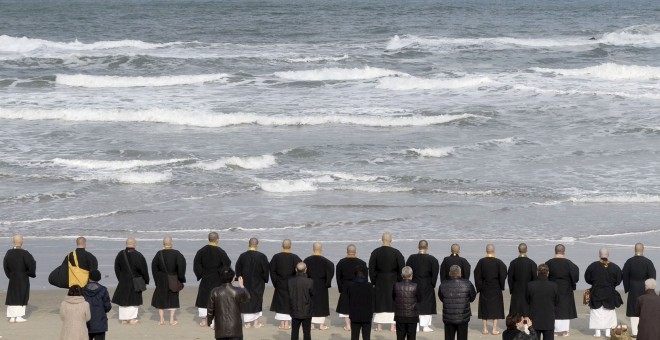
335, 243, 367, 331
304, 242, 335, 330
440, 243, 471, 283
584, 247, 622, 338
622, 243, 656, 337
474, 243, 507, 335
235, 237, 270, 329
4, 234, 36, 323
544, 243, 579, 336
368, 232, 405, 332
288, 262, 314, 340
406, 240, 439, 332
270, 239, 302, 329
111, 237, 149, 324
193, 231, 231, 326
55, 236, 99, 288
151, 236, 187, 325
507, 243, 537, 316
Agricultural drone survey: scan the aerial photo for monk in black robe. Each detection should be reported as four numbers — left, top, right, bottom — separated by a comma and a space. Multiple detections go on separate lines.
406, 239, 439, 332
507, 243, 536, 315
304, 242, 335, 330
545, 243, 579, 336
4, 235, 36, 322
622, 243, 656, 337
60, 236, 98, 287
269, 238, 302, 329
335, 244, 367, 331
111, 237, 150, 324
584, 248, 622, 338
368, 232, 404, 332
151, 236, 186, 325
235, 237, 269, 328
439, 243, 471, 282
474, 243, 507, 335
193, 231, 231, 326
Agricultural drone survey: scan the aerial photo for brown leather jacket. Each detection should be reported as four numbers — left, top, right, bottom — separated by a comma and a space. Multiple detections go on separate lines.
207, 283, 250, 338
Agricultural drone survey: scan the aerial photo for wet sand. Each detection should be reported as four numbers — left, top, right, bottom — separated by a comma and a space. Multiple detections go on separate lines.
1, 287, 629, 340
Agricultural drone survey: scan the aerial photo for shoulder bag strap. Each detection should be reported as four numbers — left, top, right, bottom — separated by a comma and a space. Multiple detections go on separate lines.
122, 250, 135, 277
159, 251, 171, 275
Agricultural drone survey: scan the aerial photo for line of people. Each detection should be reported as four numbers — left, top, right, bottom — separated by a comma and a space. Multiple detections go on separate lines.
4, 232, 660, 340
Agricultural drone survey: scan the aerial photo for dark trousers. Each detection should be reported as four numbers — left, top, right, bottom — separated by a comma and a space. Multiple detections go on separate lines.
351, 321, 372, 340
291, 318, 311, 340
536, 329, 554, 340
396, 322, 417, 340
444, 322, 468, 340
89, 333, 106, 340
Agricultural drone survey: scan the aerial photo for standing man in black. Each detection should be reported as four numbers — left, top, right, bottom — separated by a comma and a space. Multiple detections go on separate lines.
439, 244, 470, 283
4, 235, 36, 323
545, 244, 579, 337
474, 243, 507, 336
622, 242, 656, 337
303, 242, 334, 330
508, 243, 537, 316
288, 262, 314, 340
439, 265, 477, 340
393, 266, 422, 340
526, 264, 558, 340
335, 244, 367, 332
270, 239, 302, 330
64, 236, 99, 287
207, 267, 250, 340
235, 237, 270, 329
406, 240, 439, 332
347, 264, 373, 340
193, 231, 231, 327
369, 232, 405, 332
112, 237, 150, 324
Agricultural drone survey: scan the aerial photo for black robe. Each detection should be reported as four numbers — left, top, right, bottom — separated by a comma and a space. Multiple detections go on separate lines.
269, 252, 302, 314
235, 250, 269, 314
193, 244, 231, 308
150, 249, 186, 309
474, 257, 507, 319
439, 254, 471, 283
304, 255, 335, 317
368, 246, 405, 313
111, 248, 149, 306
545, 257, 579, 319
3, 248, 36, 306
526, 277, 558, 331
335, 257, 367, 315
507, 256, 537, 315
584, 260, 622, 310
622, 255, 656, 317
406, 253, 439, 315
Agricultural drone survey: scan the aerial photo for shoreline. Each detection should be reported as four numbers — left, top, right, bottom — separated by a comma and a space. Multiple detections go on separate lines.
0, 287, 629, 340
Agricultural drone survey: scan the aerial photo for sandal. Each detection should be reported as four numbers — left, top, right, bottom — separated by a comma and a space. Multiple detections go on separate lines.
199, 320, 207, 327
319, 325, 329, 330
343, 326, 351, 331
492, 330, 501, 335
254, 323, 264, 329
128, 319, 140, 325
159, 321, 165, 326
245, 323, 251, 329
170, 321, 178, 326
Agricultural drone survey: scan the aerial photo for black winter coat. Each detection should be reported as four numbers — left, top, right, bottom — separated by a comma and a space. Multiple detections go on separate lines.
393, 280, 422, 323
207, 284, 250, 339
347, 277, 374, 323
83, 282, 111, 333
288, 272, 314, 319
439, 278, 476, 324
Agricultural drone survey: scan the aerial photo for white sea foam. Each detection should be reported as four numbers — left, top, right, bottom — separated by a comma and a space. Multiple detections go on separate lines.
52, 158, 187, 170
407, 147, 455, 158
56, 73, 229, 88
194, 155, 277, 170
258, 179, 320, 193
329, 185, 413, 193
300, 170, 384, 182
0, 108, 475, 127
600, 24, 660, 47
377, 76, 493, 90
0, 35, 177, 53
531, 63, 660, 81
439, 190, 496, 196
74, 171, 172, 184
385, 34, 593, 50
512, 84, 660, 101
0, 211, 121, 225
284, 55, 349, 63
274, 66, 408, 81
568, 194, 660, 204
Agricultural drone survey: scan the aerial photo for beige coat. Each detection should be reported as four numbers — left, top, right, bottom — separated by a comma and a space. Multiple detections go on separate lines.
60, 296, 91, 340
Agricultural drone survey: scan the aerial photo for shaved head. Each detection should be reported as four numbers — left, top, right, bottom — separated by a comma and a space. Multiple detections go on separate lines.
599, 247, 609, 259
635, 243, 644, 254
347, 244, 356, 255
13, 234, 23, 247
518, 243, 527, 254
418, 240, 428, 250
486, 244, 495, 254
282, 239, 292, 250
76, 236, 87, 248
208, 232, 219, 243
126, 237, 136, 247
382, 232, 392, 244
313, 242, 322, 253
451, 244, 460, 254
555, 244, 565, 255
249, 237, 259, 248
296, 262, 306, 273
163, 236, 173, 247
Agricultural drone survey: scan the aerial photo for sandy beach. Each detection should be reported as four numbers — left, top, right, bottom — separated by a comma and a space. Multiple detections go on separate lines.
1, 287, 630, 340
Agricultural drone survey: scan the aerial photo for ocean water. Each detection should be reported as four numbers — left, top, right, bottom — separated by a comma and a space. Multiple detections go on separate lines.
1, 0, 659, 248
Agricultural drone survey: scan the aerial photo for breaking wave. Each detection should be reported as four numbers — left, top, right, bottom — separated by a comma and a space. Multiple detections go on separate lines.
531, 63, 660, 81
407, 147, 455, 158
56, 73, 229, 88
377, 76, 493, 90
52, 158, 187, 170
0, 35, 178, 53
274, 67, 408, 81
193, 155, 277, 170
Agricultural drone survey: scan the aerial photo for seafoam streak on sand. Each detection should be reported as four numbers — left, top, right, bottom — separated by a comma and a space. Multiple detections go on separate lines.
568, 194, 660, 204
193, 155, 277, 170
274, 66, 408, 81
0, 211, 121, 225
52, 158, 188, 170
56, 73, 229, 87
531, 63, 660, 81
0, 108, 475, 127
